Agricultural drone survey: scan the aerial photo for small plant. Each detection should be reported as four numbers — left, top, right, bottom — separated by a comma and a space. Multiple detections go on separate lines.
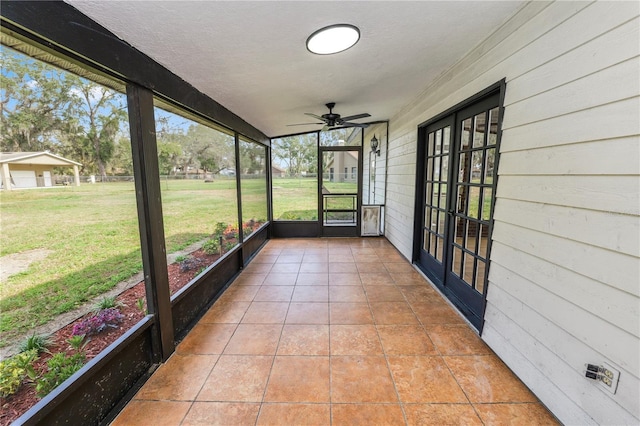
136, 297, 147, 314
224, 241, 236, 252
33, 352, 85, 398
93, 295, 122, 312
67, 334, 87, 351
214, 222, 228, 237
19, 333, 52, 354
175, 254, 187, 263
0, 349, 38, 397
71, 308, 124, 336
202, 238, 220, 255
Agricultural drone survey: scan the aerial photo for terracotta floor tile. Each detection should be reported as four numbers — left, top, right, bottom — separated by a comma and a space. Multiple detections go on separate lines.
217, 284, 260, 302
392, 272, 428, 285
370, 302, 419, 325
365, 285, 406, 302
263, 272, 298, 286
327, 246, 352, 254
223, 324, 282, 355
135, 354, 218, 401
444, 355, 538, 403
359, 272, 395, 285
474, 403, 560, 425
398, 286, 440, 304
257, 403, 331, 425
330, 325, 384, 355
304, 248, 328, 255
197, 355, 273, 402
412, 303, 466, 325
383, 262, 416, 274
328, 253, 355, 263
264, 356, 330, 402
377, 325, 437, 355
299, 263, 329, 273
200, 301, 250, 323
425, 324, 491, 355
330, 303, 374, 324
404, 403, 483, 425
331, 356, 398, 403
286, 302, 329, 324
387, 356, 467, 403
182, 402, 260, 425
329, 273, 362, 286
252, 254, 279, 264
351, 247, 377, 256
296, 272, 329, 285
332, 403, 405, 426
234, 273, 267, 285
375, 251, 406, 263
254, 285, 294, 302
302, 253, 328, 263
111, 400, 191, 426
277, 254, 303, 263
329, 285, 367, 302
356, 261, 389, 274
291, 285, 329, 302
177, 323, 237, 354
241, 302, 289, 324
329, 262, 359, 273
353, 254, 382, 263
242, 262, 273, 274
277, 324, 329, 355
270, 262, 301, 273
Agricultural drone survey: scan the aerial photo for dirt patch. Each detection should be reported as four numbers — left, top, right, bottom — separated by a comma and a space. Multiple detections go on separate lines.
0, 249, 53, 283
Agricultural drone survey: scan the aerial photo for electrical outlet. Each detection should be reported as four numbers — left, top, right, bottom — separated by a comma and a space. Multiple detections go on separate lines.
585, 362, 620, 394
599, 362, 620, 394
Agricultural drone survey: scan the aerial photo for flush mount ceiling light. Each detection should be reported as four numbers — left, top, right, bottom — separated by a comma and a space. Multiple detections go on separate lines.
306, 24, 360, 55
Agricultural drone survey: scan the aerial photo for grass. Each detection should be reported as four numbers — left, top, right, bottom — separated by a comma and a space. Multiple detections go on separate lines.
0, 178, 247, 345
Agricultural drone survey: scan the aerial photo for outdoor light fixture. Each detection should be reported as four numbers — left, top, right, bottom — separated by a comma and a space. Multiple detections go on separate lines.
306, 24, 360, 55
370, 135, 380, 156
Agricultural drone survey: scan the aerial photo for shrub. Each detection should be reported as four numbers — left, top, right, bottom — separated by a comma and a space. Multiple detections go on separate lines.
19, 333, 52, 354
175, 255, 187, 263
71, 308, 124, 336
214, 222, 228, 237
0, 349, 38, 397
33, 352, 85, 398
202, 238, 220, 255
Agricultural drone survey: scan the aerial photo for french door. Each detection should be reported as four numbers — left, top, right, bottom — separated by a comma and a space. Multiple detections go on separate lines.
415, 86, 503, 331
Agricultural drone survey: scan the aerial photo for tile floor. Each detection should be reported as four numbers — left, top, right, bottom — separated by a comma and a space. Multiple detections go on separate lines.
111, 238, 558, 425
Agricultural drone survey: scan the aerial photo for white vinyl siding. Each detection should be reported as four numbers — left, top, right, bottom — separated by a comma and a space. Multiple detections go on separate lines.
383, 1, 640, 424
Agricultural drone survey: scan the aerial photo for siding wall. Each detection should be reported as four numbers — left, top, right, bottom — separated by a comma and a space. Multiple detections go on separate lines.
383, 1, 640, 424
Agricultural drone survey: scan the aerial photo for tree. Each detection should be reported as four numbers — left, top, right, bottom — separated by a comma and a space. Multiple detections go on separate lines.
272, 133, 316, 177
0, 48, 75, 152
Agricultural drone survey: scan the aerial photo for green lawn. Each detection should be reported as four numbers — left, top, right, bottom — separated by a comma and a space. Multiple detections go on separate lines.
0, 178, 247, 345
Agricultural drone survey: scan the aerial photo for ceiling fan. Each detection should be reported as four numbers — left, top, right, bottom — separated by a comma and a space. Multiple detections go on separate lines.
288, 102, 371, 130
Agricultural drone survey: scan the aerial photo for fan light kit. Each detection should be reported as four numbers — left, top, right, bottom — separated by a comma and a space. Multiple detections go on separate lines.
306, 24, 360, 55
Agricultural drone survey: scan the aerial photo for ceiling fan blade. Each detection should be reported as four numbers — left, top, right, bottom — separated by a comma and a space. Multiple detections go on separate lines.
287, 122, 324, 126
342, 122, 369, 128
321, 124, 329, 132
339, 113, 371, 122
304, 113, 326, 121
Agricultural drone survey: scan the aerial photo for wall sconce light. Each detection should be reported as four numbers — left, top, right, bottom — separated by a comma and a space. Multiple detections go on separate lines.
370, 135, 380, 156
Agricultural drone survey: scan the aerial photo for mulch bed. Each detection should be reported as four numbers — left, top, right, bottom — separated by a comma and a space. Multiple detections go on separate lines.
0, 245, 229, 426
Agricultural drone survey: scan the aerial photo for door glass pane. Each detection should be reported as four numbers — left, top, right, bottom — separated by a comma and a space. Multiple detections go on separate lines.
478, 224, 489, 260
473, 113, 486, 148
472, 151, 483, 183
461, 118, 472, 150
475, 260, 486, 293
443, 126, 451, 154
456, 184, 467, 215
488, 107, 499, 147
427, 132, 435, 156
433, 156, 441, 181
468, 186, 480, 219
437, 210, 446, 237
439, 183, 447, 210
432, 183, 440, 208
435, 129, 442, 155
454, 217, 465, 247
481, 187, 493, 221
424, 207, 432, 228
484, 148, 496, 183
426, 158, 434, 184
462, 252, 475, 285
459, 151, 471, 184
423, 229, 430, 251
436, 236, 444, 263
430, 233, 438, 257
441, 154, 449, 182
452, 247, 461, 277
425, 182, 433, 206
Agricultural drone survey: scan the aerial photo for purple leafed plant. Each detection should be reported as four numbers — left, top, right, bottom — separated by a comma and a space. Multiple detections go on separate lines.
71, 308, 124, 336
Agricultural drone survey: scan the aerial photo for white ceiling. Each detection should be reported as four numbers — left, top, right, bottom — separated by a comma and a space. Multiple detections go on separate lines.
66, 1, 525, 138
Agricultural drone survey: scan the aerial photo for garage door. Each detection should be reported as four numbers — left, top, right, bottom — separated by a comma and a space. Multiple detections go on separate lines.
11, 170, 37, 188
